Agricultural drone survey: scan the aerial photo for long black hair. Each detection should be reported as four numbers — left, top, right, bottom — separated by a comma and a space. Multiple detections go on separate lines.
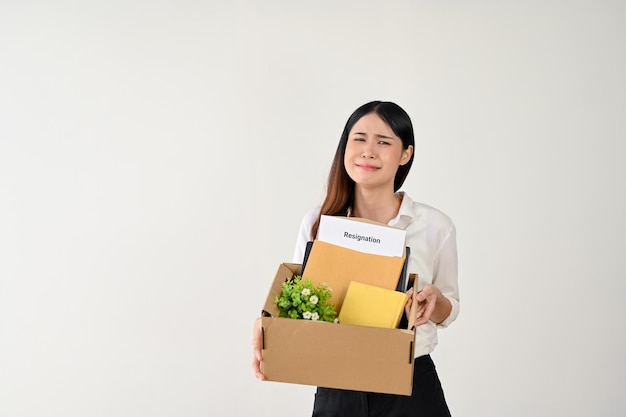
311, 101, 415, 238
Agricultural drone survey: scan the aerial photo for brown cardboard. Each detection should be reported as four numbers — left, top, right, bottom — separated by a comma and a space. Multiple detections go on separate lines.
261, 263, 418, 396
302, 240, 406, 311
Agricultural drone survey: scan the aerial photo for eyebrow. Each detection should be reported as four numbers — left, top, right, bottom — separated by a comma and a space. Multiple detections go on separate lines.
352, 132, 396, 140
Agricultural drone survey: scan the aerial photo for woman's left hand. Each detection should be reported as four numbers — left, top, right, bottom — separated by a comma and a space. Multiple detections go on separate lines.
405, 284, 448, 326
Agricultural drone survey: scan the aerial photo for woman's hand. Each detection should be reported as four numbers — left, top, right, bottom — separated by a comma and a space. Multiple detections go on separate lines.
405, 284, 451, 327
252, 317, 265, 380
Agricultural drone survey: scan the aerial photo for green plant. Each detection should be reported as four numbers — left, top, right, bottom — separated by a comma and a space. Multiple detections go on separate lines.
275, 276, 338, 322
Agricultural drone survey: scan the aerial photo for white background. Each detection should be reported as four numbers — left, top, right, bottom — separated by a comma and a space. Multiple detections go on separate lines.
1, 1, 625, 416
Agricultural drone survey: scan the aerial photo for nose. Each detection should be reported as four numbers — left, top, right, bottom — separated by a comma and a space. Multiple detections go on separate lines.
361, 143, 375, 159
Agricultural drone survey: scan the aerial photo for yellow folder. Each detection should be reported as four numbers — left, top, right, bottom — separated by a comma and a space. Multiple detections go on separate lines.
301, 240, 405, 311
339, 281, 409, 329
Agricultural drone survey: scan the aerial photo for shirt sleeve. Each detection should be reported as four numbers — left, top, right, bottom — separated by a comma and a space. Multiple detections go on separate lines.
434, 224, 460, 328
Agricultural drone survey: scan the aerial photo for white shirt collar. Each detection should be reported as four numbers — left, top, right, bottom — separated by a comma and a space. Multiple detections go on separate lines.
389, 191, 417, 229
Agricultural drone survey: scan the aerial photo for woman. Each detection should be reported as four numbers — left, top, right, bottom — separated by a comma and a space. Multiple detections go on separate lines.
252, 101, 459, 416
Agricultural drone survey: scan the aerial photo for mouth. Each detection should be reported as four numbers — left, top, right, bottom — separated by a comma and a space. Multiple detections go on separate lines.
356, 163, 380, 171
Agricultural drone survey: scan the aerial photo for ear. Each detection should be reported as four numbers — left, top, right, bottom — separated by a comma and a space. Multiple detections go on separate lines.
399, 145, 413, 166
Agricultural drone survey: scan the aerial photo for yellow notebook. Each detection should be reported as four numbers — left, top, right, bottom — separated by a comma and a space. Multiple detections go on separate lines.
338, 281, 409, 329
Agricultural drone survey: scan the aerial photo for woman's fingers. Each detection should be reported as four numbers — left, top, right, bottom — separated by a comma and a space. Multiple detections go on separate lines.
252, 318, 265, 380
412, 287, 438, 326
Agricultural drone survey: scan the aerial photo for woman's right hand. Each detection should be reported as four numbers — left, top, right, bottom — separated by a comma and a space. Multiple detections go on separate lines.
252, 317, 265, 380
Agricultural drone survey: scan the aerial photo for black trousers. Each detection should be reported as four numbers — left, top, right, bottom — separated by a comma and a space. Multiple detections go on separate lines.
311, 355, 451, 417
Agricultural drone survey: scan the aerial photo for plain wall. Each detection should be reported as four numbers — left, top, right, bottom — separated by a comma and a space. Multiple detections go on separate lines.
1, 1, 625, 416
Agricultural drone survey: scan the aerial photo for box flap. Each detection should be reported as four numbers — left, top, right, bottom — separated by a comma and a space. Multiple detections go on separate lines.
407, 275, 419, 330
262, 263, 301, 317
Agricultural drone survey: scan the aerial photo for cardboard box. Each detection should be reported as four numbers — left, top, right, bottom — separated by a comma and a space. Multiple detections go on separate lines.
261, 263, 418, 395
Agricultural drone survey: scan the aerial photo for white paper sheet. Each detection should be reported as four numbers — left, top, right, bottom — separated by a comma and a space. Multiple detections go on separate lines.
317, 215, 406, 257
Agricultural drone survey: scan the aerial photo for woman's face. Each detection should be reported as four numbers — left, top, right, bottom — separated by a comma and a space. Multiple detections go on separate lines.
344, 112, 413, 191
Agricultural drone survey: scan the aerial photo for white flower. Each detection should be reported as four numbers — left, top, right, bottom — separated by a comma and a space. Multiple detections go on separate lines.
302, 311, 312, 320
301, 288, 311, 296
309, 295, 319, 305
311, 312, 319, 321
333, 318, 339, 324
